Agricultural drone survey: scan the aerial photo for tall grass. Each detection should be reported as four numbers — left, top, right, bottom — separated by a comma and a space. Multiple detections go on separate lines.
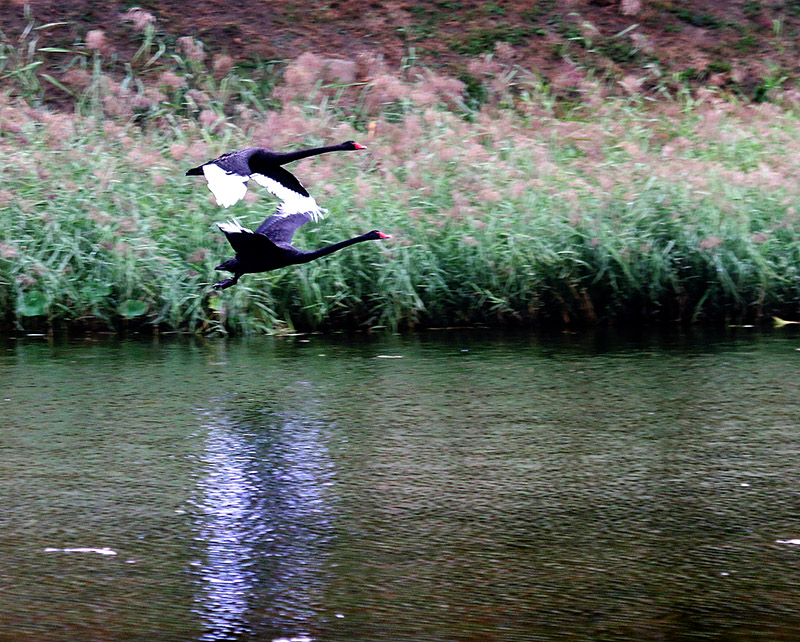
1, 15, 800, 333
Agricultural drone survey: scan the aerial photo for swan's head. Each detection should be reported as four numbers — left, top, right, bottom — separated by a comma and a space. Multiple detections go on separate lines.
342, 140, 367, 151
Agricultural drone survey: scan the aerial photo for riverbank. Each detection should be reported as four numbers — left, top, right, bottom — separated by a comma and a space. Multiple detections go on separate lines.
2, 22, 800, 334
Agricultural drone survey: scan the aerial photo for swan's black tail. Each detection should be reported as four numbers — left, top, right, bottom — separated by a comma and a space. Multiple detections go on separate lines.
185, 165, 204, 176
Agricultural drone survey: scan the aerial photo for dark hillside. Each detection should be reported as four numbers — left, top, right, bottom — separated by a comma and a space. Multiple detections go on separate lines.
3, 0, 800, 102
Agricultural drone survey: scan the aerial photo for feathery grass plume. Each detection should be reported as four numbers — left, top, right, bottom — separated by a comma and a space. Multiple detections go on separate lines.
122, 7, 156, 32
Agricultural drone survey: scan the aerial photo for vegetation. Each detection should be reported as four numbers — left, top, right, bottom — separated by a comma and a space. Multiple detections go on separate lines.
1, 12, 800, 334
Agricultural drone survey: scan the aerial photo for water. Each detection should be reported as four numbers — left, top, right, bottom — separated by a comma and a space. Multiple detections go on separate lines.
1, 329, 799, 641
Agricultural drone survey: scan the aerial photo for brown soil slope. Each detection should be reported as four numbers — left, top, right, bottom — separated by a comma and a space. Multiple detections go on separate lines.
2, 1, 800, 99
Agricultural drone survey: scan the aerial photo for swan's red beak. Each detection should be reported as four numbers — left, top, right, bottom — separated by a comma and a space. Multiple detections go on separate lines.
354, 142, 367, 150
377, 232, 391, 239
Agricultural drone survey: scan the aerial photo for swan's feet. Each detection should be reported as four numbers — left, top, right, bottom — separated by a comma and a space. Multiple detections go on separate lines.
213, 278, 238, 290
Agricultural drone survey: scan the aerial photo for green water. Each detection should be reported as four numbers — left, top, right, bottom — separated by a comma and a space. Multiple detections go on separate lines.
1, 330, 799, 641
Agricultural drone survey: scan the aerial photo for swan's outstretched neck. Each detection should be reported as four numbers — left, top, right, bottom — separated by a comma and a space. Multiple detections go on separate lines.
297, 231, 384, 263
275, 143, 359, 165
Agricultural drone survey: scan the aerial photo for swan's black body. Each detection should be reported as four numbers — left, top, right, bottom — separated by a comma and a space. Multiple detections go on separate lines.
213, 216, 388, 290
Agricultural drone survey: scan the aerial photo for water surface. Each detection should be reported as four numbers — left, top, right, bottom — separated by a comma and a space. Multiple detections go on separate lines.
1, 329, 799, 641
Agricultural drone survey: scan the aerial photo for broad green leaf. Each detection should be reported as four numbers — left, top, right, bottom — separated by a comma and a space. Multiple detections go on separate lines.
118, 299, 148, 318
208, 295, 223, 312
18, 290, 47, 317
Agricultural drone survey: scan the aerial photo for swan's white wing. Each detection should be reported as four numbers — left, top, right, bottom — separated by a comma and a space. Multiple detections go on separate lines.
216, 220, 253, 234
202, 163, 249, 208
250, 172, 324, 221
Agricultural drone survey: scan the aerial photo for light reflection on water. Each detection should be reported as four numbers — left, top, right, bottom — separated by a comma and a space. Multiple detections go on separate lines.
194, 384, 336, 641
194, 410, 256, 640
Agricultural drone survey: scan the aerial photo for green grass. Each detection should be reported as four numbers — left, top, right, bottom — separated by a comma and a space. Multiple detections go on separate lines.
1, 18, 800, 334
451, 24, 531, 55
667, 8, 724, 30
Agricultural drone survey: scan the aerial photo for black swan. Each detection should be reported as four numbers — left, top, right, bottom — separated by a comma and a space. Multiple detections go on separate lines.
211, 216, 390, 289
186, 140, 367, 210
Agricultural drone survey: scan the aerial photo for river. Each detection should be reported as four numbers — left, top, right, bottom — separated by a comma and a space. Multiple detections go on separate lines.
1, 329, 799, 641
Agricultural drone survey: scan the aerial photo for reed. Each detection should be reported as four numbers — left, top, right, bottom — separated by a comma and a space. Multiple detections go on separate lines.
1, 18, 800, 334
